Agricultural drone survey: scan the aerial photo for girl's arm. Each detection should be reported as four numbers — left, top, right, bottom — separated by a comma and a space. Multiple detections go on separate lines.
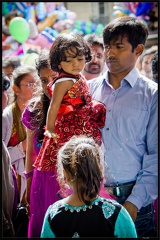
46, 80, 74, 135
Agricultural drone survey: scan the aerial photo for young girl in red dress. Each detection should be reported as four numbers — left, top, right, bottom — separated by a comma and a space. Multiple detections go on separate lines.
34, 33, 112, 203
34, 32, 106, 175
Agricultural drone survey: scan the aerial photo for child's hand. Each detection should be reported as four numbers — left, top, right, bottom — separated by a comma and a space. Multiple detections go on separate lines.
44, 130, 59, 143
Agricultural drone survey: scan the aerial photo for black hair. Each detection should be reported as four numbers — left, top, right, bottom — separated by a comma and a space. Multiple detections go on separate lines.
27, 47, 39, 55
103, 16, 148, 52
57, 135, 103, 205
28, 50, 53, 142
83, 33, 104, 49
141, 46, 158, 61
2, 56, 21, 69
34, 49, 52, 142
37, 94, 50, 143
151, 51, 158, 83
49, 32, 92, 72
35, 48, 51, 76
151, 51, 158, 75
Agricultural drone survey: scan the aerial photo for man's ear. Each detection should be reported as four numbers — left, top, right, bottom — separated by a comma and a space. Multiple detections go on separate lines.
135, 44, 144, 57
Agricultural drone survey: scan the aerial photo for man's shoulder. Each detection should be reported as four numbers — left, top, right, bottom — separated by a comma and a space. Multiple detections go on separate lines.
87, 74, 105, 88
139, 74, 158, 91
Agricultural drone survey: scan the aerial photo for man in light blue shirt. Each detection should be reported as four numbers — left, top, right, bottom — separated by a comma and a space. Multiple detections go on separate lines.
88, 16, 158, 238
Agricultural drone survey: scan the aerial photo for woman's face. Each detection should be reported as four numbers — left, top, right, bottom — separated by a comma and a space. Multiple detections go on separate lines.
39, 67, 58, 97
14, 74, 37, 102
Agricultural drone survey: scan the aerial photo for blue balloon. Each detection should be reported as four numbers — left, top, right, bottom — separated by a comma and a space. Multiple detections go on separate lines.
136, 2, 153, 16
45, 27, 59, 38
81, 20, 86, 27
40, 31, 55, 43
124, 9, 131, 15
91, 23, 97, 32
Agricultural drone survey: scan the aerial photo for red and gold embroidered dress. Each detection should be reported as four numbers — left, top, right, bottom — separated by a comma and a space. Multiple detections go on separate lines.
34, 72, 106, 171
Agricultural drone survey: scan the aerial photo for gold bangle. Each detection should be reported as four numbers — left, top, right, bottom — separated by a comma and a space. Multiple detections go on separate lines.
44, 130, 58, 139
50, 132, 57, 138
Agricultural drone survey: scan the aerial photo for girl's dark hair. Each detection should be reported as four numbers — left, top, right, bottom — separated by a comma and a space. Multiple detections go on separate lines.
36, 94, 50, 142
34, 49, 50, 141
35, 48, 51, 76
57, 135, 103, 205
2, 72, 10, 91
49, 33, 92, 72
27, 92, 50, 143
28, 50, 52, 142
103, 16, 148, 52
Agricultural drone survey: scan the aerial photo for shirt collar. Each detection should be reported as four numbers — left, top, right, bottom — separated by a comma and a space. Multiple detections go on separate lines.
104, 67, 141, 88
123, 67, 141, 87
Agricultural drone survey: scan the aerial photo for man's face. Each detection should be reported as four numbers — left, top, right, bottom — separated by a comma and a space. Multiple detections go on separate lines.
142, 53, 154, 76
104, 36, 138, 75
84, 44, 104, 75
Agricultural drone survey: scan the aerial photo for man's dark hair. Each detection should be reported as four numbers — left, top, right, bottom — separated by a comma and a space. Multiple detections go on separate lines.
103, 16, 148, 52
141, 46, 158, 61
83, 33, 104, 49
151, 51, 158, 75
2, 56, 21, 69
27, 47, 39, 55
151, 51, 158, 83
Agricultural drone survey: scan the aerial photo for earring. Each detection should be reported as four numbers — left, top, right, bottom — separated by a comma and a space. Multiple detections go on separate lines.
70, 178, 76, 182
64, 183, 70, 189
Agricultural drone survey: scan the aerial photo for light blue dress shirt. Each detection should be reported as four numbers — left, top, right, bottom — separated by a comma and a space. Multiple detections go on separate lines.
87, 67, 158, 210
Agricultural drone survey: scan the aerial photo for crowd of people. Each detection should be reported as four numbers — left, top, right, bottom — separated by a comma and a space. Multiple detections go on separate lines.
2, 15, 158, 238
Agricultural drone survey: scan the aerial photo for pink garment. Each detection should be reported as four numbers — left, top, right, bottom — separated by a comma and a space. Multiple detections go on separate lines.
99, 180, 117, 200
28, 168, 60, 238
57, 180, 114, 201
22, 108, 60, 238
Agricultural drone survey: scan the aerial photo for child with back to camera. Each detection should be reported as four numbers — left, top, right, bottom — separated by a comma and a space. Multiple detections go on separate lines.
41, 135, 137, 238
34, 33, 106, 175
